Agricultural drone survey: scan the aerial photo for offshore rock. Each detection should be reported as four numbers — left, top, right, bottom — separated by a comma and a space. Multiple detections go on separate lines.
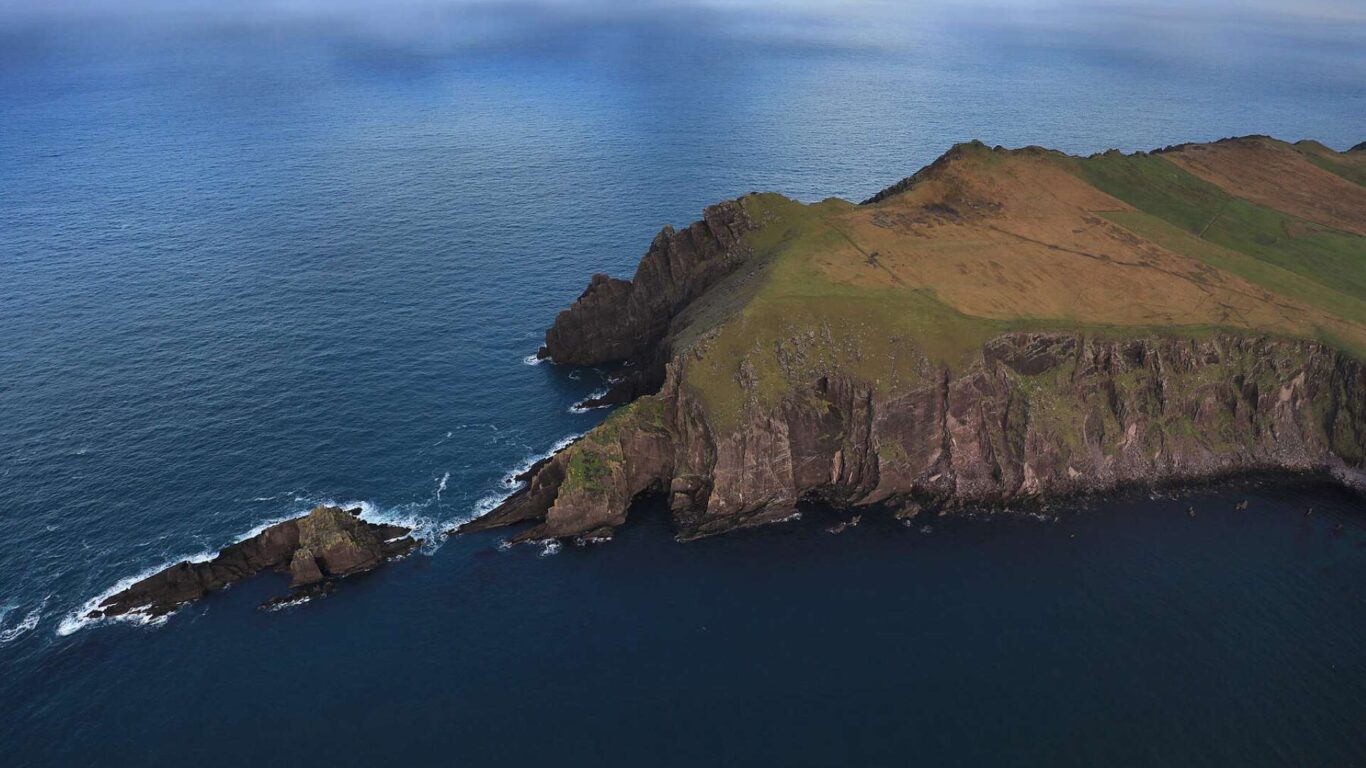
88, 506, 418, 619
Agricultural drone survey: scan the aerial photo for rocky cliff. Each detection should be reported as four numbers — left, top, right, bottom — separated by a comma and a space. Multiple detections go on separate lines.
540, 199, 755, 367
463, 136, 1366, 544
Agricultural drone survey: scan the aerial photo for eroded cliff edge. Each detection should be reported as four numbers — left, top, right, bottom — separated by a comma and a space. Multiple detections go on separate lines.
463, 136, 1366, 543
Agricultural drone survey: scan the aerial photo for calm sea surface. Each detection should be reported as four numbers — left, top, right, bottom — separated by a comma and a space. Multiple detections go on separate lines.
1, 3, 1364, 764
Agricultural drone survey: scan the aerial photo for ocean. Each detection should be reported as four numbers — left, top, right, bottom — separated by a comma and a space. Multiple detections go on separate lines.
1, 2, 1364, 764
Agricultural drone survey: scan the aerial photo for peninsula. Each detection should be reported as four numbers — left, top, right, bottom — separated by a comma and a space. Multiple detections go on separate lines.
462, 136, 1366, 543
82, 137, 1366, 623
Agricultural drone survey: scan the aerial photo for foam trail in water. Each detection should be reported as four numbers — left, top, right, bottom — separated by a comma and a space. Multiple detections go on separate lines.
436, 472, 450, 501
523, 353, 546, 366
0, 597, 48, 643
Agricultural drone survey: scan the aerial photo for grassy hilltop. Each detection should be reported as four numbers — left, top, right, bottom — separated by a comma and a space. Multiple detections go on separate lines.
670, 136, 1366, 429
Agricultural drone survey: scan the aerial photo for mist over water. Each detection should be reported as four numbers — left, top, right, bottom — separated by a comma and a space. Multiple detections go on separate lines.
1, 2, 1365, 764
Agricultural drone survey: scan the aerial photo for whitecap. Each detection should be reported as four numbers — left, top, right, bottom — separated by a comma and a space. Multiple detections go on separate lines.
538, 539, 561, 557
523, 353, 547, 366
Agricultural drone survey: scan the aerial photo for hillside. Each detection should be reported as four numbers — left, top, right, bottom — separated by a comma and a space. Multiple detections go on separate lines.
462, 136, 1366, 543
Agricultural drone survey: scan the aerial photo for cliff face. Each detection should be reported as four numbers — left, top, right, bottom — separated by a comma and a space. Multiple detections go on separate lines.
466, 333, 1365, 542
540, 200, 756, 366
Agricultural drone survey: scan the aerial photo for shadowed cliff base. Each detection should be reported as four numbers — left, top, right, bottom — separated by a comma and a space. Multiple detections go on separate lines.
462, 136, 1366, 545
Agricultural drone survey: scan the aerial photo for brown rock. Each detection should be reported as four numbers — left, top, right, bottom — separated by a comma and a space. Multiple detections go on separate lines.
288, 548, 324, 587
88, 505, 418, 620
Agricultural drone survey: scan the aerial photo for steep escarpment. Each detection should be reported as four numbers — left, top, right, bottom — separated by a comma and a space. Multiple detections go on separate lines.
466, 136, 1366, 544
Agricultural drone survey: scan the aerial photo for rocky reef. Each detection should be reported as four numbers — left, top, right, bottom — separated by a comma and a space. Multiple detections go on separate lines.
88, 505, 418, 620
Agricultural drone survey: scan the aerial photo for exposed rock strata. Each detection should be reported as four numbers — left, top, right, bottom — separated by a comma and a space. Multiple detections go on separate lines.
464, 333, 1365, 543
88, 505, 417, 619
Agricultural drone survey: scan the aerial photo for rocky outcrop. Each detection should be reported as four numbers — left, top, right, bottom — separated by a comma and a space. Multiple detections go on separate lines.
539, 200, 757, 367
88, 506, 418, 619
463, 333, 1365, 543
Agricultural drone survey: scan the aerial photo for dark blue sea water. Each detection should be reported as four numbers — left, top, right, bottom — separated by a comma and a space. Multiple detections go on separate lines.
2, 3, 1365, 765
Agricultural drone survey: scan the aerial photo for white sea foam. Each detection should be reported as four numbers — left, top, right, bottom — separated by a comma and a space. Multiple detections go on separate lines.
263, 594, 313, 612
0, 598, 44, 639
538, 539, 561, 557
0, 597, 47, 644
523, 353, 546, 366
59, 561, 181, 637
320, 498, 444, 553
569, 388, 610, 413
436, 472, 450, 501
